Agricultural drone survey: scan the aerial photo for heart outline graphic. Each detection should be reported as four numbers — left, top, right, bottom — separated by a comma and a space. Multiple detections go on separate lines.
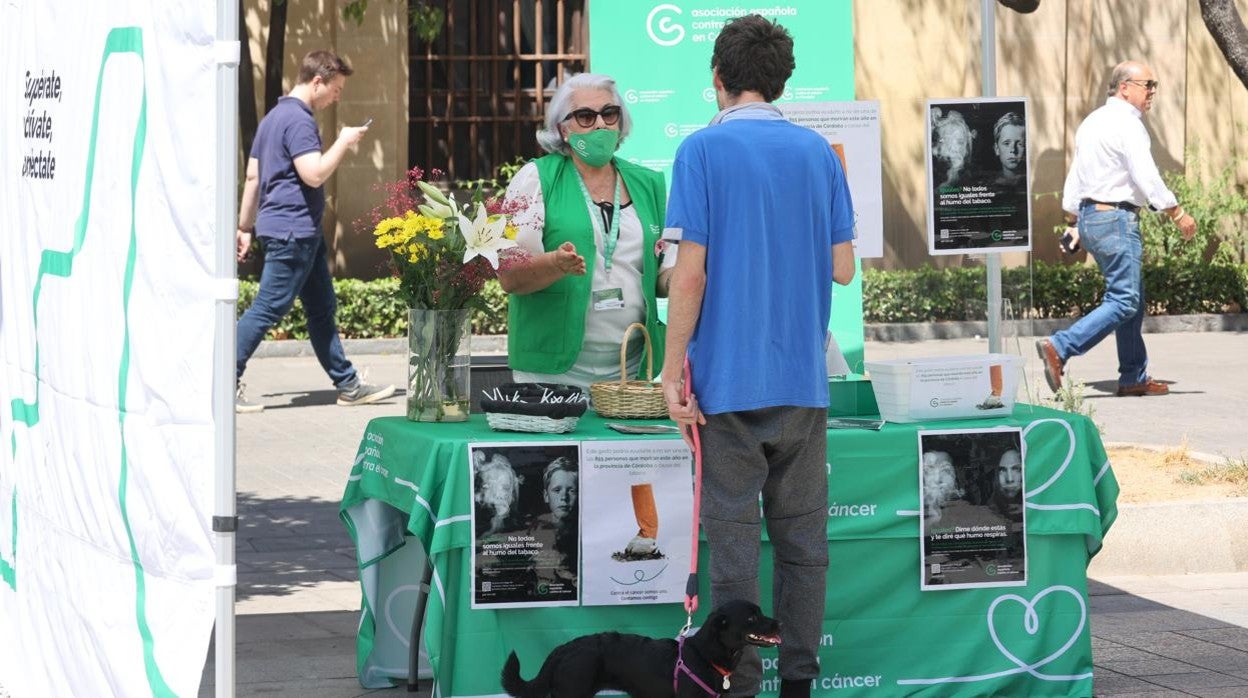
987, 585, 1089, 680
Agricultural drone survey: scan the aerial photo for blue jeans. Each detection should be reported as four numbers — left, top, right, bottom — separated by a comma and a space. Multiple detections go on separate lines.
236, 235, 357, 388
1051, 204, 1148, 386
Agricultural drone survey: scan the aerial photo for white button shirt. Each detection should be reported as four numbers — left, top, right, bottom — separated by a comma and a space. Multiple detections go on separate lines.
1061, 96, 1178, 215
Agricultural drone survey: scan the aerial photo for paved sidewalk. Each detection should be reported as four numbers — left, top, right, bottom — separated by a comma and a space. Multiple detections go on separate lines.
197, 331, 1248, 697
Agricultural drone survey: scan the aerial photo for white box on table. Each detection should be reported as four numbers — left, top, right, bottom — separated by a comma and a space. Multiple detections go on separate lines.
863, 353, 1023, 423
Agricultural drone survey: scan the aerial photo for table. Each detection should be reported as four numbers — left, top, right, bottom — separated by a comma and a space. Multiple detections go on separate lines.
341, 404, 1118, 696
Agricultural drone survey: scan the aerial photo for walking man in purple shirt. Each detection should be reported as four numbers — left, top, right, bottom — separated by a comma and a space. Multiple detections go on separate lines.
234, 50, 394, 413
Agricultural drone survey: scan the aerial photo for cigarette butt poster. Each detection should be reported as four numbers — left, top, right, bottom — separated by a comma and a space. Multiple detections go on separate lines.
580, 439, 694, 606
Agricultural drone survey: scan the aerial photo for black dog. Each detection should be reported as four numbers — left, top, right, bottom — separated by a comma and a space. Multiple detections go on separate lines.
500, 599, 780, 697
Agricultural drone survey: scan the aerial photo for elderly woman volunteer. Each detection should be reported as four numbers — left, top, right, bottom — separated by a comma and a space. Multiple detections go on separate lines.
499, 73, 675, 390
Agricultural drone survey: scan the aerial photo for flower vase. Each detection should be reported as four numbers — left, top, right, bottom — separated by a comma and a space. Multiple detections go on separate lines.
406, 308, 472, 422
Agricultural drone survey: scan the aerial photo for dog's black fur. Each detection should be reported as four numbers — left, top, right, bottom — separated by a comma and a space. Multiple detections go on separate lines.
500, 599, 780, 697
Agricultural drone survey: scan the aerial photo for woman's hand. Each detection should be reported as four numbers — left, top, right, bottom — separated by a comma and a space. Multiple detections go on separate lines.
553, 241, 586, 276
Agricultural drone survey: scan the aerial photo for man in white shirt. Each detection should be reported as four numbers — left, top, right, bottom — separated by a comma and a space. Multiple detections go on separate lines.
1036, 60, 1196, 398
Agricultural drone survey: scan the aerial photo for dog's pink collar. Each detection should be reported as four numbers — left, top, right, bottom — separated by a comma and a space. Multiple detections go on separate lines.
674, 635, 729, 696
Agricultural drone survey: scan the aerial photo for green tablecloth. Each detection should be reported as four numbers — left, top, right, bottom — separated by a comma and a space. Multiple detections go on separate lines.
341, 404, 1117, 696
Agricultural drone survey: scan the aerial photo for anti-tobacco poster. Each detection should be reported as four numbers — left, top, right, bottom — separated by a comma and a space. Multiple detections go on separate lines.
926, 97, 1031, 255
918, 427, 1026, 590
470, 442, 581, 608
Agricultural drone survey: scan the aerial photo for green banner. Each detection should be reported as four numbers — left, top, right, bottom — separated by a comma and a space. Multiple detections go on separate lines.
342, 407, 1118, 696
588, 0, 866, 369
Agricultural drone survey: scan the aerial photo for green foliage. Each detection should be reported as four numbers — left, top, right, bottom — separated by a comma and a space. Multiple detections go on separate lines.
455, 155, 531, 204
1052, 370, 1096, 423
861, 261, 1247, 323
1139, 155, 1248, 265
342, 0, 445, 44
1176, 457, 1248, 494
470, 280, 510, 335
240, 258, 1246, 341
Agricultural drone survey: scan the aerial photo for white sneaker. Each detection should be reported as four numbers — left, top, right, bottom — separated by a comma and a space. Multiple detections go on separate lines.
625, 535, 658, 556
235, 384, 265, 414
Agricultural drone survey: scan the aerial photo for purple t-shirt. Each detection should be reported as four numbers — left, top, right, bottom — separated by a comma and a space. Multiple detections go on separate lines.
250, 96, 324, 238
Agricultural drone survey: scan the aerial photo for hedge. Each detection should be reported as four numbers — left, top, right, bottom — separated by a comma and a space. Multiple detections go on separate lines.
238, 261, 1248, 340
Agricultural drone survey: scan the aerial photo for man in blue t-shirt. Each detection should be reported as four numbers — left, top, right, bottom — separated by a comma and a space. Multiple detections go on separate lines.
662, 15, 856, 698
234, 50, 394, 413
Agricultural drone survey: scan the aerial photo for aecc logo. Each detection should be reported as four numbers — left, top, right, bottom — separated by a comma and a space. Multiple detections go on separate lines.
646, 4, 685, 46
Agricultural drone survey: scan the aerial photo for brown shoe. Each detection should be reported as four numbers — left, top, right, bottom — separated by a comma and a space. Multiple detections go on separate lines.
1034, 338, 1064, 392
1116, 379, 1170, 396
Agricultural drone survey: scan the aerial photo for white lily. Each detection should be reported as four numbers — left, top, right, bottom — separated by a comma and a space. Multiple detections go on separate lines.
416, 180, 456, 219
457, 201, 516, 269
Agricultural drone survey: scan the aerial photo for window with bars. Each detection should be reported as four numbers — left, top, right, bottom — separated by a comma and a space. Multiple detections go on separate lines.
409, 0, 588, 183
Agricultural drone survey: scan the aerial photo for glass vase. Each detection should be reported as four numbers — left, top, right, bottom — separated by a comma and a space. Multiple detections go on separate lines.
406, 308, 472, 422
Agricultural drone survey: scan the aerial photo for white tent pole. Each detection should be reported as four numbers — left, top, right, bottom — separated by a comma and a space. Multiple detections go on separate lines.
213, 0, 240, 695
982, 0, 1003, 353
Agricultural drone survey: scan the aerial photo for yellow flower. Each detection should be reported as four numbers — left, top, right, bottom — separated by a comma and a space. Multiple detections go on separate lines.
406, 242, 427, 263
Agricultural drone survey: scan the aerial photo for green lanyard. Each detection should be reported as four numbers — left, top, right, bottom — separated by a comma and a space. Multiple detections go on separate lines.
574, 170, 622, 276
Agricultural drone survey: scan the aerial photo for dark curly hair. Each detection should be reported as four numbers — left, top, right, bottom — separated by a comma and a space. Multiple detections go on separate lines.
710, 14, 795, 102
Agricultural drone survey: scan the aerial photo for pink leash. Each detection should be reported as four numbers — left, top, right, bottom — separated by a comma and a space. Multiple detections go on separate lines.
681, 355, 703, 631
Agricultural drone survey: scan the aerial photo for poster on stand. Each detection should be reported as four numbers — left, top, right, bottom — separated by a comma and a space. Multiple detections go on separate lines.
918, 428, 1026, 590
780, 101, 884, 259
470, 442, 581, 608
926, 97, 1031, 255
580, 439, 694, 606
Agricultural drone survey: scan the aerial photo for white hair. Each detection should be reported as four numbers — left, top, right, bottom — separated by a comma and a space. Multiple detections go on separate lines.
536, 72, 633, 156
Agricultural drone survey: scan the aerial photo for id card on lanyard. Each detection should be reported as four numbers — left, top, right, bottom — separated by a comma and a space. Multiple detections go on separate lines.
575, 171, 624, 311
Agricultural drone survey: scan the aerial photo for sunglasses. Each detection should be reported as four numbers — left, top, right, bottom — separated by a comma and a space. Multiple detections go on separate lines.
1124, 79, 1159, 91
563, 105, 622, 128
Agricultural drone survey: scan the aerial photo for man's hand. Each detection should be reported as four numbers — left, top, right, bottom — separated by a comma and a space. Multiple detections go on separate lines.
338, 125, 368, 152
553, 241, 586, 276
1176, 213, 1197, 241
236, 229, 254, 263
661, 371, 706, 451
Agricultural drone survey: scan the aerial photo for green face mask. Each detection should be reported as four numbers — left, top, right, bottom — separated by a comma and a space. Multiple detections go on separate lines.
567, 129, 619, 167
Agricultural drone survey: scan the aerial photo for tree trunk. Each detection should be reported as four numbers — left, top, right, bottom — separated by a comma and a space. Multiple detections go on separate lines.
264, 0, 288, 113
238, 0, 258, 162
1200, 0, 1248, 90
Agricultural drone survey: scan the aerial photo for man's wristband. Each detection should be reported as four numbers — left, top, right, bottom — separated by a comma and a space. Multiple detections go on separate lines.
238, 226, 254, 233
1169, 207, 1185, 222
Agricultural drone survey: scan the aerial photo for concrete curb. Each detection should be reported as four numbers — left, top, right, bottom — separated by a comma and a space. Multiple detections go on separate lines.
252, 313, 1247, 357
1089, 498, 1248, 576
864, 312, 1248, 343
1102, 441, 1227, 465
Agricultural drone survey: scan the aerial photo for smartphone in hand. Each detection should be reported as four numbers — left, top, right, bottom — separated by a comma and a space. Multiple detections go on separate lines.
1060, 229, 1081, 254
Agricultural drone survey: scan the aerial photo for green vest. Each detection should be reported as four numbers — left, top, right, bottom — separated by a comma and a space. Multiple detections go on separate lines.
507, 154, 667, 378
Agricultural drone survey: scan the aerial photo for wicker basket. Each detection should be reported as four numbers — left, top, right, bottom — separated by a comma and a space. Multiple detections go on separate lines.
485, 412, 580, 434
590, 323, 668, 419
480, 383, 587, 433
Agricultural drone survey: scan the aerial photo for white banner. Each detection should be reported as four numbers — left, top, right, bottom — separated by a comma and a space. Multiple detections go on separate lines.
1, 2, 217, 695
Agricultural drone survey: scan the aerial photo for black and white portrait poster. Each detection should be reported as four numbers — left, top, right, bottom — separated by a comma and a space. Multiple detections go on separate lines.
918, 427, 1026, 591
926, 97, 1031, 255
469, 442, 581, 608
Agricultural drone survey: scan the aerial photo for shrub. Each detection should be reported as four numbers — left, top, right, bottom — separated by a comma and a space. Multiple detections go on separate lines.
238, 260, 1247, 340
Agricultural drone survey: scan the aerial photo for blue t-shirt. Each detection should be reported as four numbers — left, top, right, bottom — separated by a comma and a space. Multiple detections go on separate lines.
665, 116, 855, 415
250, 96, 324, 238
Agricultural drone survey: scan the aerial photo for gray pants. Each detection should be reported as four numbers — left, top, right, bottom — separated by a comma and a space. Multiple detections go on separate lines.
700, 406, 828, 695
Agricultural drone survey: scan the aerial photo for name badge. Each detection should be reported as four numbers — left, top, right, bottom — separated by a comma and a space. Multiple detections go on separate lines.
592, 287, 624, 311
